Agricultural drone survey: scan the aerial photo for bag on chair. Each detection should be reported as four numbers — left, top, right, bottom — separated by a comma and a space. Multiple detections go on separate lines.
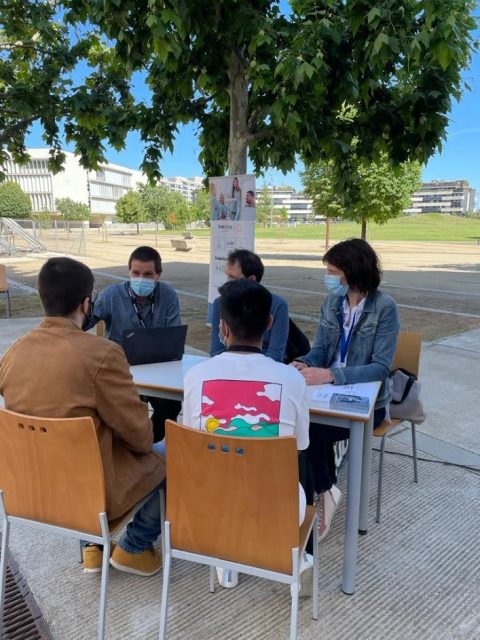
389, 368, 426, 423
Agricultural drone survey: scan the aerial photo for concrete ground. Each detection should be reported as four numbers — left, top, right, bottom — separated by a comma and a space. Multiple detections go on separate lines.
1, 317, 479, 640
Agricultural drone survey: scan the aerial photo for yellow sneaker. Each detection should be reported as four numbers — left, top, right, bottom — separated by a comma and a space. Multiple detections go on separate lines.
82, 542, 117, 574
110, 546, 162, 577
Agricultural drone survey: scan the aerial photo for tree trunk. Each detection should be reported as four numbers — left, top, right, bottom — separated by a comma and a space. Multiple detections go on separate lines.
361, 219, 367, 240
325, 218, 330, 251
227, 51, 249, 176
136, 222, 140, 234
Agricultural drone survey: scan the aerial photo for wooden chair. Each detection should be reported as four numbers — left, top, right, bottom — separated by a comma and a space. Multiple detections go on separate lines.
159, 420, 318, 640
96, 320, 105, 337
374, 331, 422, 523
0, 408, 157, 640
0, 265, 11, 317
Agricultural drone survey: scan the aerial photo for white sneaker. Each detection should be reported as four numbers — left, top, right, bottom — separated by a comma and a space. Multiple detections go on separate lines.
291, 552, 313, 598
316, 485, 342, 542
216, 567, 238, 588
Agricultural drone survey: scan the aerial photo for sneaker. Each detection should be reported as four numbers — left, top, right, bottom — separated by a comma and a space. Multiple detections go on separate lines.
110, 546, 162, 577
215, 567, 238, 589
316, 485, 342, 542
291, 552, 314, 598
82, 542, 117, 574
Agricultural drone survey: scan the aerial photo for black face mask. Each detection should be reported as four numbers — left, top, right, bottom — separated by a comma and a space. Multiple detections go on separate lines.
81, 299, 95, 331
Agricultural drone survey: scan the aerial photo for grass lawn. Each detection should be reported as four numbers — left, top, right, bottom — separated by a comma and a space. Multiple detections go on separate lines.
160, 213, 480, 243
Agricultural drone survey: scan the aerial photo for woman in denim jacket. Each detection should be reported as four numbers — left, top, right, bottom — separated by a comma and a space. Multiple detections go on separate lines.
292, 238, 400, 540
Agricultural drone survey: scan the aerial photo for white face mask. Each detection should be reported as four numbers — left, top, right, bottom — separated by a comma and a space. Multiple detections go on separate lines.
218, 324, 226, 347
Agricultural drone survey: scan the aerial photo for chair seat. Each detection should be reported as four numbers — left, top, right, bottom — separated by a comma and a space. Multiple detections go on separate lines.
373, 418, 402, 438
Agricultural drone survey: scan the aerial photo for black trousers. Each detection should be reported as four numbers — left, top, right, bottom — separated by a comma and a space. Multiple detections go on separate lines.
142, 396, 182, 443
300, 407, 386, 506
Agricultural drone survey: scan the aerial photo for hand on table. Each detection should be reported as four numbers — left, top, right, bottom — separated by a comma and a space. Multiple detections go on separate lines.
298, 366, 334, 386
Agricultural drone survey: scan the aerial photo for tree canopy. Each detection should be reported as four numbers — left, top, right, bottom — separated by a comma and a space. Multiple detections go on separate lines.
55, 197, 90, 220
0, 180, 32, 218
115, 190, 146, 233
302, 154, 422, 237
0, 1, 477, 197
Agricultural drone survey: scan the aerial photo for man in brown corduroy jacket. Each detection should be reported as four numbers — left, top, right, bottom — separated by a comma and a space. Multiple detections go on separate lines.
0, 257, 165, 577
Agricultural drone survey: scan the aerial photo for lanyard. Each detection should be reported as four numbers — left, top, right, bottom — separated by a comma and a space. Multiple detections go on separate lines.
127, 284, 155, 329
339, 312, 356, 365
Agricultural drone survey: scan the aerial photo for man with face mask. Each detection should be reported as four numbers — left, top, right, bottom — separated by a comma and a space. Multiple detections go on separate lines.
87, 246, 182, 442
0, 257, 165, 576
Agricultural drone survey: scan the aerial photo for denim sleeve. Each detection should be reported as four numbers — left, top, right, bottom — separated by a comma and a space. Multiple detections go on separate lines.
209, 297, 225, 357
331, 297, 400, 386
264, 296, 289, 362
295, 299, 331, 368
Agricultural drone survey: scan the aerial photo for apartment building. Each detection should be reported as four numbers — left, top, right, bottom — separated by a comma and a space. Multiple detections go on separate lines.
3, 149, 203, 221
258, 186, 315, 222
405, 180, 476, 215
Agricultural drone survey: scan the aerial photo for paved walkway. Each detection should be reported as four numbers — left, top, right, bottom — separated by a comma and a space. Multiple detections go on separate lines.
1, 319, 479, 639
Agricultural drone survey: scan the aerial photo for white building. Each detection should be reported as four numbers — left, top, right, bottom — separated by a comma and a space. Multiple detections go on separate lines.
405, 180, 476, 215
3, 149, 146, 219
257, 186, 315, 222
159, 176, 204, 202
3, 149, 204, 221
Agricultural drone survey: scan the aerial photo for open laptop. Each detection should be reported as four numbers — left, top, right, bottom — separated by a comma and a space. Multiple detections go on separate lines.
122, 325, 188, 366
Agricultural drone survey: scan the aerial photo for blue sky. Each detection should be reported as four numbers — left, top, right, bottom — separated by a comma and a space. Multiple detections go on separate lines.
26, 22, 480, 203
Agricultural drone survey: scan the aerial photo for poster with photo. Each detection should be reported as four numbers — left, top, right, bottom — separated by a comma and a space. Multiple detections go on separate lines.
207, 174, 256, 322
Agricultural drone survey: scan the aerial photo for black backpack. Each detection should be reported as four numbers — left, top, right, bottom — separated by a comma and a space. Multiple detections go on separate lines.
284, 318, 310, 364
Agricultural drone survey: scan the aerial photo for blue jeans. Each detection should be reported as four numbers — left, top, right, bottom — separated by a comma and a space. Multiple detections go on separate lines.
117, 440, 165, 553
82, 441, 165, 553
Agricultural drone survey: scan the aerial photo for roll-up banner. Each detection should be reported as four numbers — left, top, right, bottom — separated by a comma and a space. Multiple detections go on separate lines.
207, 174, 256, 322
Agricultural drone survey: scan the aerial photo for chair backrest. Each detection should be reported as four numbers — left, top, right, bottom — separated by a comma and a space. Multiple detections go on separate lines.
96, 320, 105, 337
165, 420, 299, 575
0, 409, 106, 535
0, 264, 8, 293
391, 331, 422, 377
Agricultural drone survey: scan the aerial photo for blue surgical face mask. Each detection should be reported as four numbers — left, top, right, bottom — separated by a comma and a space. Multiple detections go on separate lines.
130, 277, 156, 298
324, 274, 348, 296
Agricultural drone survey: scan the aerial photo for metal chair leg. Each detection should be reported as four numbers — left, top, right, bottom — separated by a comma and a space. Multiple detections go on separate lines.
289, 548, 300, 640
376, 434, 387, 523
97, 513, 110, 640
159, 522, 172, 640
5, 291, 11, 318
312, 515, 319, 621
209, 566, 215, 593
411, 422, 418, 483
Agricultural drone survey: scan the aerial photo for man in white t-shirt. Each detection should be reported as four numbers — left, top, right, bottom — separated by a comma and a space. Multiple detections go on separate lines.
183, 278, 311, 589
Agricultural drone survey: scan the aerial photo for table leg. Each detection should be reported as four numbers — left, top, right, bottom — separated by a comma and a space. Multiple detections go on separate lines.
359, 415, 374, 534
342, 421, 364, 595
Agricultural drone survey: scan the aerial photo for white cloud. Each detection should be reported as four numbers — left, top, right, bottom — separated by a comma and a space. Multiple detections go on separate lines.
257, 383, 281, 402
234, 403, 257, 412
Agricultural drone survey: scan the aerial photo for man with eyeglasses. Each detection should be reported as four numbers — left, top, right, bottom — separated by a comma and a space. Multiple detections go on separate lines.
0, 257, 165, 577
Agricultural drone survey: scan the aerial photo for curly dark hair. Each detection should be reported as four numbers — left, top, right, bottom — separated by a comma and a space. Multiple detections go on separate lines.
323, 238, 382, 293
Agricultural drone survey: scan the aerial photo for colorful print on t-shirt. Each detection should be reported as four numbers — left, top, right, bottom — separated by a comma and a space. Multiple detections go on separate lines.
201, 380, 282, 437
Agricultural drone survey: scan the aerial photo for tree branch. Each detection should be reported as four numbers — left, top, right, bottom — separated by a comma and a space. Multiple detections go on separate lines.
0, 117, 35, 147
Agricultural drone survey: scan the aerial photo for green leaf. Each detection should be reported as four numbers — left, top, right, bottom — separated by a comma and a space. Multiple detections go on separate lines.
367, 7, 382, 24
435, 42, 451, 70
373, 32, 389, 55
